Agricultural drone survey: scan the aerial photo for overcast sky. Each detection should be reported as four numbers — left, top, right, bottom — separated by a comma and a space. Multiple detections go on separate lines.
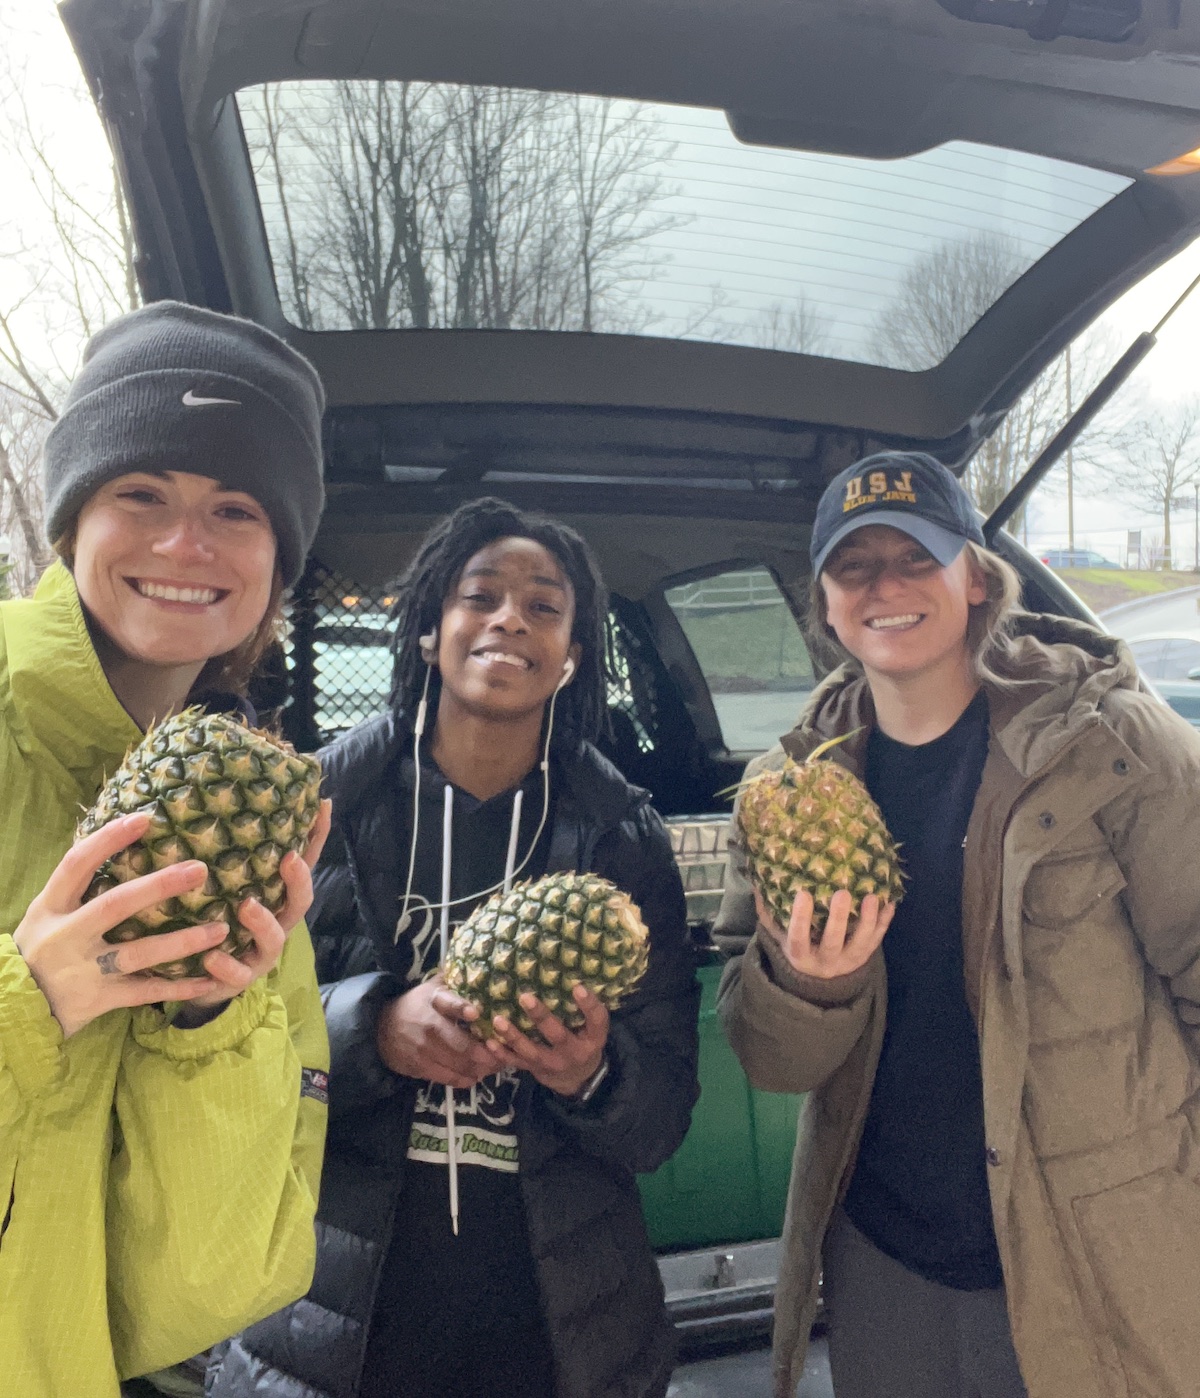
4, 0, 1200, 562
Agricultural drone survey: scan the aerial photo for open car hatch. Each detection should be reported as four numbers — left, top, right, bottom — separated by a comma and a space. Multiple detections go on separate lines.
60, 0, 1200, 474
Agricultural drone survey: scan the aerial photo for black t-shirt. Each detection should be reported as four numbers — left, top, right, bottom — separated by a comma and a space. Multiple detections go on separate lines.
359, 753, 557, 1398
841, 690, 1004, 1291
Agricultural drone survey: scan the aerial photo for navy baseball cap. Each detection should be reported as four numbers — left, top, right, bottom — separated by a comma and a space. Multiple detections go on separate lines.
810, 451, 985, 576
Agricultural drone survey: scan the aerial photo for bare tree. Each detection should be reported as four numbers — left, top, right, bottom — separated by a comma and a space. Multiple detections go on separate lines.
875, 231, 1024, 374
242, 81, 681, 335
0, 30, 139, 590
1084, 399, 1200, 569
749, 295, 831, 355
873, 230, 1115, 523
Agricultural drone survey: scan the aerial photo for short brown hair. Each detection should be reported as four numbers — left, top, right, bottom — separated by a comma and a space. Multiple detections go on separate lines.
190, 569, 288, 700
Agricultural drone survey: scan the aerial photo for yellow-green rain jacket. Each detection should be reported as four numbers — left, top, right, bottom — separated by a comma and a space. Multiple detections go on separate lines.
0, 562, 329, 1397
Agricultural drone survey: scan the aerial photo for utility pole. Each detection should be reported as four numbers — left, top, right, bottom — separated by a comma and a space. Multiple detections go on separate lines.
1065, 343, 1075, 553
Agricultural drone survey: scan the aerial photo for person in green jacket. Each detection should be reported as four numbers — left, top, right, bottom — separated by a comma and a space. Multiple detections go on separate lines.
0, 302, 331, 1398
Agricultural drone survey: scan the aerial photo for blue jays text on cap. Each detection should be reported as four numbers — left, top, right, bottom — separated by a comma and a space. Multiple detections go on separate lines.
810, 451, 985, 577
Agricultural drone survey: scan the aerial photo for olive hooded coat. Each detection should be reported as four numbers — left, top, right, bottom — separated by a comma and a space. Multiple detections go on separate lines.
717, 613, 1200, 1398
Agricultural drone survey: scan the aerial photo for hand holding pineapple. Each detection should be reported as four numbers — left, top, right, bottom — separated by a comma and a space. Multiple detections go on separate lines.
485, 984, 609, 1099
754, 885, 895, 982
14, 814, 241, 1038
376, 978, 498, 1089
172, 795, 332, 1023
375, 977, 610, 1098
13, 792, 332, 1039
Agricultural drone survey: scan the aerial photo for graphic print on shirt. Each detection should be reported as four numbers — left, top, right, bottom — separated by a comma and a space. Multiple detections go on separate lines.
404, 903, 522, 1174
393, 893, 439, 983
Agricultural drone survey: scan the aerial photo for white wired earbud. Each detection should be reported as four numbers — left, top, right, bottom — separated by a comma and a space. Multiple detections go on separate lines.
395, 630, 566, 940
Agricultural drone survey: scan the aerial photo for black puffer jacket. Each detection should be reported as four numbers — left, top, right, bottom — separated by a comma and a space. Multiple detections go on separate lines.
209, 712, 700, 1398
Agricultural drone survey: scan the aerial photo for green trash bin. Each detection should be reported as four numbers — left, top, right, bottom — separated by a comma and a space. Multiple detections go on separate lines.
637, 958, 802, 1251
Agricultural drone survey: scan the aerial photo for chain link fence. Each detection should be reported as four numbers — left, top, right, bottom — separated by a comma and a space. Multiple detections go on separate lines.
278, 562, 666, 756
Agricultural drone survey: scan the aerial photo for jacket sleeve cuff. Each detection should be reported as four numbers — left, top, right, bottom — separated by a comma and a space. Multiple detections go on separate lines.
755, 928, 873, 1006
0, 934, 67, 1098
130, 981, 276, 1060
541, 1021, 635, 1137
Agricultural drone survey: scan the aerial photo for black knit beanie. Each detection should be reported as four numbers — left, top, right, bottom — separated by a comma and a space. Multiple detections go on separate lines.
43, 301, 325, 587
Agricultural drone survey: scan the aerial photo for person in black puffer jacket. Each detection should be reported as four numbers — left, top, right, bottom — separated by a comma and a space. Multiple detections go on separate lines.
208, 498, 701, 1398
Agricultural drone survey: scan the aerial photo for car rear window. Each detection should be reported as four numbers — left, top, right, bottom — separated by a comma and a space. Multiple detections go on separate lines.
237, 80, 1129, 371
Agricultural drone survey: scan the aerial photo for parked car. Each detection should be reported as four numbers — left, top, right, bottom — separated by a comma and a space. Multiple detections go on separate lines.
1040, 549, 1120, 569
1125, 632, 1200, 681
1125, 632, 1200, 728
64, 0, 1200, 1353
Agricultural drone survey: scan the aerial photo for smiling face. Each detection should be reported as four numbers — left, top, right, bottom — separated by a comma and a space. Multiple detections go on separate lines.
71, 470, 277, 668
434, 535, 581, 725
820, 523, 985, 684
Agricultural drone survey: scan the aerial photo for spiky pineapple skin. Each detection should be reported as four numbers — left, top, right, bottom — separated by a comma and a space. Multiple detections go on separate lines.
444, 872, 650, 1042
737, 754, 904, 937
79, 708, 322, 979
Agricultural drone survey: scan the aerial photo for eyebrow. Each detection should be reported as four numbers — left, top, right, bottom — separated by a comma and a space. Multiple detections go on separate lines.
121, 470, 254, 499
462, 565, 567, 592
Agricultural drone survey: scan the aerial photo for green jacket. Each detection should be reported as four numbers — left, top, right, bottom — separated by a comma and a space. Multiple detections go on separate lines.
0, 562, 328, 1397
717, 614, 1200, 1398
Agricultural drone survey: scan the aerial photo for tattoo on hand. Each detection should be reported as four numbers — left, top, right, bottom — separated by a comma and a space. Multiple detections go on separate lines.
96, 950, 121, 976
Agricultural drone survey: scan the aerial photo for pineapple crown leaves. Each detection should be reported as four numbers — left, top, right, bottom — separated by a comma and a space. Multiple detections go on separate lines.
716, 727, 865, 804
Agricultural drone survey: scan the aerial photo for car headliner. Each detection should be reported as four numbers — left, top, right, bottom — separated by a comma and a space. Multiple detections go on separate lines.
61, 0, 1200, 470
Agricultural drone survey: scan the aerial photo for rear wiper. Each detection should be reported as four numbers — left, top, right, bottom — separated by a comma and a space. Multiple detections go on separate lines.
984, 268, 1200, 542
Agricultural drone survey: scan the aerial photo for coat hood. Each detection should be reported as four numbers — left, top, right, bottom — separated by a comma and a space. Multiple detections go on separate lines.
783, 611, 1146, 782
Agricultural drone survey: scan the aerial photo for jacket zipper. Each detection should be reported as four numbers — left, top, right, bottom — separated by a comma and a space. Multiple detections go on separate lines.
0, 1183, 13, 1244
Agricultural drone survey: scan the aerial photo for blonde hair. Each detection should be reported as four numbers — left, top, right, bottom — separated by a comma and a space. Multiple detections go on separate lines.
805, 539, 1025, 688
53, 525, 288, 701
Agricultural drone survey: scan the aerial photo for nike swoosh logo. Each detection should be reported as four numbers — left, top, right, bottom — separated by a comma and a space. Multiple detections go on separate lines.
182, 389, 241, 407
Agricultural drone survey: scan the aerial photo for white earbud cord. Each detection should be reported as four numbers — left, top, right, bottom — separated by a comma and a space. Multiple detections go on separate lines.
395, 670, 563, 942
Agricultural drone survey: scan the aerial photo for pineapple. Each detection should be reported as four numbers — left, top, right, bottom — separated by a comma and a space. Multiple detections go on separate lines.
79, 709, 322, 979
444, 872, 649, 1042
737, 736, 904, 938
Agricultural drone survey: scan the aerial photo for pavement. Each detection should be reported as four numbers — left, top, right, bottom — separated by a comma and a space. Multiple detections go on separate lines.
1100, 586, 1200, 640
669, 1337, 834, 1398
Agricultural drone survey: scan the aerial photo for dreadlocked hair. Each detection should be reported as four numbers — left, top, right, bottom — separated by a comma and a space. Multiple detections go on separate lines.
388, 497, 610, 750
